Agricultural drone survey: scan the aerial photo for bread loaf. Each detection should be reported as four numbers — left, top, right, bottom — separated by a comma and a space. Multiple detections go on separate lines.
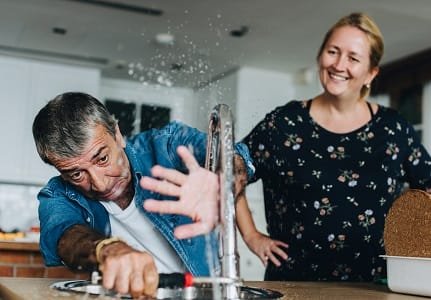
384, 189, 431, 257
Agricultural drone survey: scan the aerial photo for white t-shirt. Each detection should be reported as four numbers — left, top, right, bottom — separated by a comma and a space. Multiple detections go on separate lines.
100, 200, 185, 273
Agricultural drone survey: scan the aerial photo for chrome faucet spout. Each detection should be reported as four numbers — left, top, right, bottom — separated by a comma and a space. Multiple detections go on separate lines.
205, 104, 240, 300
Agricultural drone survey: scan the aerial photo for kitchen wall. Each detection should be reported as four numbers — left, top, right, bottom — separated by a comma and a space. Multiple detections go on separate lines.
0, 184, 40, 232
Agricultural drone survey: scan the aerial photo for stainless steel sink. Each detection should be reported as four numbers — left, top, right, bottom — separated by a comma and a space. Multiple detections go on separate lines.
51, 279, 283, 299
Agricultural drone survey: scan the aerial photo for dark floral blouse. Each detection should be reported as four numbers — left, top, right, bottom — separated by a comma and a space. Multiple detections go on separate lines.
242, 100, 431, 282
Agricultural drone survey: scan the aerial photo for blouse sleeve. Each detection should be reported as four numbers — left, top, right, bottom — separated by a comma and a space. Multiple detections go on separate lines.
402, 122, 431, 190
241, 108, 282, 183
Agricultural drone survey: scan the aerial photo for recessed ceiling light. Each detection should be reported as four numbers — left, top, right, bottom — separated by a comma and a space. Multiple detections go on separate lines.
154, 33, 175, 46
230, 26, 249, 38
52, 27, 67, 35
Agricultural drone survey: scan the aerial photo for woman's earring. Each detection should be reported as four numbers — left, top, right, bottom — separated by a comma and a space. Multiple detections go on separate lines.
365, 83, 371, 89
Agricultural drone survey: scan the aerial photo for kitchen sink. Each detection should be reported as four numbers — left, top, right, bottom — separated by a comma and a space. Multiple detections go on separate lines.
51, 279, 283, 299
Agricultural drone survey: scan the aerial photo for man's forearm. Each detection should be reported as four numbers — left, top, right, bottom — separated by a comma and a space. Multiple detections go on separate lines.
57, 224, 105, 271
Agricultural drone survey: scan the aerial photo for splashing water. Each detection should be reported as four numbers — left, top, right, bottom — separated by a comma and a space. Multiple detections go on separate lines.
125, 11, 241, 92
205, 230, 222, 300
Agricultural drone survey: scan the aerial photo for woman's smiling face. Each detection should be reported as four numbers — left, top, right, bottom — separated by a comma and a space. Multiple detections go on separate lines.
318, 25, 378, 100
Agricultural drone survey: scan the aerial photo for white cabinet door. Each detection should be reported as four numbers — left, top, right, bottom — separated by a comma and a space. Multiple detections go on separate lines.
0, 55, 101, 185
24, 61, 101, 184
0, 57, 31, 182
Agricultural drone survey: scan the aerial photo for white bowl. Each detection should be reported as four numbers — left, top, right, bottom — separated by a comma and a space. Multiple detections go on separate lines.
381, 255, 431, 297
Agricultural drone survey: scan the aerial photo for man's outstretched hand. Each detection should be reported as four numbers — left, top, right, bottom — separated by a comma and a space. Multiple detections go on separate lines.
140, 146, 219, 239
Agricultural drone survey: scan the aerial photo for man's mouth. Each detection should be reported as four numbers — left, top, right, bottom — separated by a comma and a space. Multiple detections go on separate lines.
99, 181, 123, 199
100, 190, 115, 199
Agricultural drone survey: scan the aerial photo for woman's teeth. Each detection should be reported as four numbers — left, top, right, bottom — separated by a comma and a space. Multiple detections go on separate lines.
329, 73, 348, 81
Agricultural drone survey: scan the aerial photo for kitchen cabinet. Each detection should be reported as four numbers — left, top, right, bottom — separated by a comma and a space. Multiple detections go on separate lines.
0, 58, 31, 183
0, 55, 101, 185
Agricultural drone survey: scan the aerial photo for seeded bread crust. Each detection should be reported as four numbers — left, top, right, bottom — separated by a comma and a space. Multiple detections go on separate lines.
384, 189, 431, 257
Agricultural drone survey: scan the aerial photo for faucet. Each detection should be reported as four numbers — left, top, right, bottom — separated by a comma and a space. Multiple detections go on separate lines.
205, 104, 240, 300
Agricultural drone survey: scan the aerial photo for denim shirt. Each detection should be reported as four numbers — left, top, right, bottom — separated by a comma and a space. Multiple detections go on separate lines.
37, 121, 253, 276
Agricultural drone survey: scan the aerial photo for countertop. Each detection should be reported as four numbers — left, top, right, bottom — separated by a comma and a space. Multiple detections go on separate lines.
0, 277, 425, 299
0, 241, 39, 251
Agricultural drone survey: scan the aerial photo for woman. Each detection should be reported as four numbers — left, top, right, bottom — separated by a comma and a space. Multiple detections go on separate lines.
236, 12, 431, 281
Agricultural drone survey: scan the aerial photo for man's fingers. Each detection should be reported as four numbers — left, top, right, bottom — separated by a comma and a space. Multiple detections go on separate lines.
100, 264, 115, 290
150, 165, 187, 186
129, 271, 144, 299
142, 262, 159, 297
103, 260, 131, 295
143, 199, 187, 215
100, 259, 121, 291
177, 146, 200, 172
174, 222, 212, 239
140, 177, 181, 197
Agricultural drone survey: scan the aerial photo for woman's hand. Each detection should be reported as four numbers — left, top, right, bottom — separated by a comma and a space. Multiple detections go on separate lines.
243, 231, 289, 267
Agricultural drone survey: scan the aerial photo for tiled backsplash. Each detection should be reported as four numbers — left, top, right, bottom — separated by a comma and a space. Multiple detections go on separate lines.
0, 242, 88, 279
0, 183, 41, 232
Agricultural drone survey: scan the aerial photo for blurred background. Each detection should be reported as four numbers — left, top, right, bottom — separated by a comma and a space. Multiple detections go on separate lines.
1, 0, 431, 280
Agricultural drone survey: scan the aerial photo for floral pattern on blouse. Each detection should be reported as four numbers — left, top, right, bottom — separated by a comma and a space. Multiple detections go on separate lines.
242, 100, 431, 282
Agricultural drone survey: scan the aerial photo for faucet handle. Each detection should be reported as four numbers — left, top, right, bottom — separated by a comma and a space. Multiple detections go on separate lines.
91, 270, 102, 285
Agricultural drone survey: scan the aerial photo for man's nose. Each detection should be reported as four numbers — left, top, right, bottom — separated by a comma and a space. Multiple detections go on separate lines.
88, 168, 107, 192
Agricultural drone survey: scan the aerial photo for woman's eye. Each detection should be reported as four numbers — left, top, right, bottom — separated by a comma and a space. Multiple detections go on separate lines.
350, 56, 359, 63
327, 49, 337, 55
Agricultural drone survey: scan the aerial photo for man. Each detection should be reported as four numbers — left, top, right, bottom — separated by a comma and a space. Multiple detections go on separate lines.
32, 92, 249, 298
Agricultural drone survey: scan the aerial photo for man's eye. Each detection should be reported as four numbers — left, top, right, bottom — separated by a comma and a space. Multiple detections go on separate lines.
99, 155, 108, 163
70, 172, 82, 180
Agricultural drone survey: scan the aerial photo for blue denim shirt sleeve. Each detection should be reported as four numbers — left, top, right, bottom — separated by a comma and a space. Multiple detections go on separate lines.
128, 121, 208, 171
234, 142, 255, 181
37, 177, 109, 266
155, 121, 208, 168
162, 122, 255, 180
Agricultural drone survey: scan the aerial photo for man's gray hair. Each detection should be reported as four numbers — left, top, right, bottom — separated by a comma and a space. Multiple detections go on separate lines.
32, 92, 117, 165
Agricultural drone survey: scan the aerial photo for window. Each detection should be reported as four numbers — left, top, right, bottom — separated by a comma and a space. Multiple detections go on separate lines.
140, 104, 171, 132
372, 48, 431, 141
105, 99, 171, 136
391, 85, 423, 138
105, 99, 136, 137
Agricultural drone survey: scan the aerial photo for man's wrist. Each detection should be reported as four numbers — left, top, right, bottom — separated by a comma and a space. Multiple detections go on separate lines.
95, 236, 123, 264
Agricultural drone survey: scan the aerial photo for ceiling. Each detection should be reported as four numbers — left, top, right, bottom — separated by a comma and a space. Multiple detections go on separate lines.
1, 0, 431, 89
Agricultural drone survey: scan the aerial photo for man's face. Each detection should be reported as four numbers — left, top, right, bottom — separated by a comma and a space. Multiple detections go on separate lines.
52, 124, 132, 203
